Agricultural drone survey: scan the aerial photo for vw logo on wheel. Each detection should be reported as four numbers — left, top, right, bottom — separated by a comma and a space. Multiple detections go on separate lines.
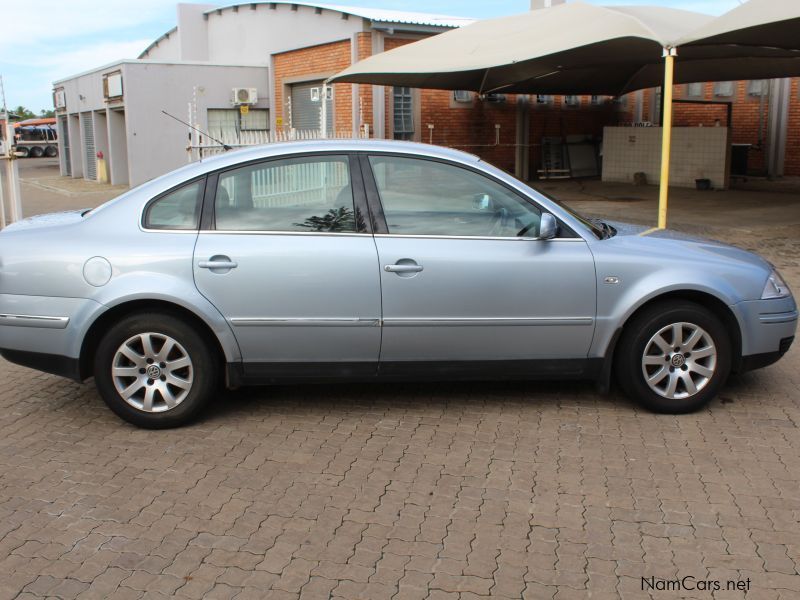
670, 354, 686, 368
146, 364, 162, 379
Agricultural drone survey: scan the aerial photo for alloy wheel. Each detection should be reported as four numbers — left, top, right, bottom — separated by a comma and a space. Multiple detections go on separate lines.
111, 332, 194, 413
641, 322, 717, 400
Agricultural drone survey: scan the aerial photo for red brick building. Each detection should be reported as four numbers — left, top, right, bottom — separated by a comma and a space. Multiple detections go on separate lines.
119, 2, 800, 183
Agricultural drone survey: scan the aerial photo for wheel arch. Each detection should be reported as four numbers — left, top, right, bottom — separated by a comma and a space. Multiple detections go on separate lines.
79, 299, 229, 380
598, 289, 744, 391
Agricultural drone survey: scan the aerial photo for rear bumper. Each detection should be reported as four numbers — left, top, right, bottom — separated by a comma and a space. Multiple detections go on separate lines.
0, 294, 102, 380
0, 349, 82, 381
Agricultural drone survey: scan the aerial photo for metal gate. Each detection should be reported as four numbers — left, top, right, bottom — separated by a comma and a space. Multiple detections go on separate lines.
59, 116, 71, 176
82, 112, 96, 180
289, 80, 334, 134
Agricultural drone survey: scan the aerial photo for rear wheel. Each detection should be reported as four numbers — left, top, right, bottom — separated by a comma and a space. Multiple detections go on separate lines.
93, 312, 219, 428
44, 145, 58, 157
615, 301, 731, 413
29, 146, 44, 158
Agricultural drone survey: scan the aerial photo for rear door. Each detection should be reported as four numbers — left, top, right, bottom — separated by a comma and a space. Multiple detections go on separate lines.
193, 153, 381, 379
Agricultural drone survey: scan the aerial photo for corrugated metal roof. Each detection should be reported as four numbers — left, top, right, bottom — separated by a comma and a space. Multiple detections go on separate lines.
209, 2, 475, 28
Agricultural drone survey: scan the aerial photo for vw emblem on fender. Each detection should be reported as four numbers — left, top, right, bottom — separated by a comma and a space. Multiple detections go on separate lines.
146, 364, 162, 379
671, 354, 686, 368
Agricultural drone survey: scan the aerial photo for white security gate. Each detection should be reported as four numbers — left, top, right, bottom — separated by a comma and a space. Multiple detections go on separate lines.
82, 112, 96, 180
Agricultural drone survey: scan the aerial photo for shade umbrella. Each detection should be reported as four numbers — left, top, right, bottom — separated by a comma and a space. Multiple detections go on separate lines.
330, 0, 800, 229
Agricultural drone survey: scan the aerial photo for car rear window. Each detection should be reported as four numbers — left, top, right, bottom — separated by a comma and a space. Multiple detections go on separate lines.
144, 180, 204, 230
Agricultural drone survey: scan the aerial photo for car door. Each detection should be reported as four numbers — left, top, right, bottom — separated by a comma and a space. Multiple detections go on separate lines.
362, 153, 597, 376
193, 153, 381, 379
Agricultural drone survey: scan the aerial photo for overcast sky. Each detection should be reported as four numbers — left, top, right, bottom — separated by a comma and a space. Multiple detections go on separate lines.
1, 0, 743, 114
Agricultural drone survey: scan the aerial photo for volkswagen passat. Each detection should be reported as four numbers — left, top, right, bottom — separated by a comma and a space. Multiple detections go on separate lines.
0, 141, 795, 428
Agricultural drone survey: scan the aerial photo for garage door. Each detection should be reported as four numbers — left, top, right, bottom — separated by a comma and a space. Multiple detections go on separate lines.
290, 80, 334, 134
82, 112, 97, 180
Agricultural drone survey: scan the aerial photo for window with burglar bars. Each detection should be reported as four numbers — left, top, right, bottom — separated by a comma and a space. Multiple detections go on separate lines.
393, 87, 414, 141
207, 108, 269, 138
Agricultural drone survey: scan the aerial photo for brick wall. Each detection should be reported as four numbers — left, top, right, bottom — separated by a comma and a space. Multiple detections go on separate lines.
274, 34, 800, 177
632, 81, 800, 176
273, 40, 353, 133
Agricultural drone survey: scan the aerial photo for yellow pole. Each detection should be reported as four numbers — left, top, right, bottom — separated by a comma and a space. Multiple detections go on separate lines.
657, 48, 676, 229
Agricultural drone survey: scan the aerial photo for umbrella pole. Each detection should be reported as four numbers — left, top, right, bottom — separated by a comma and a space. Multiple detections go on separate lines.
657, 48, 676, 229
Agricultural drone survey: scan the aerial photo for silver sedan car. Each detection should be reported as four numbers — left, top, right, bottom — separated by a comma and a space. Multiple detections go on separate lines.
0, 140, 796, 428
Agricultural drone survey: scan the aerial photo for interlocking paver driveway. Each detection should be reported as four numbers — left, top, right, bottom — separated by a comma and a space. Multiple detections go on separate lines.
1, 191, 799, 599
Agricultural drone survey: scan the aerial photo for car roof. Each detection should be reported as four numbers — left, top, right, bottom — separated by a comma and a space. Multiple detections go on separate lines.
188, 139, 480, 175
90, 140, 484, 220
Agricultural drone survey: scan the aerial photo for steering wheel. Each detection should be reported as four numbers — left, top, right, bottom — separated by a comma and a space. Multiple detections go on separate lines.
516, 220, 538, 237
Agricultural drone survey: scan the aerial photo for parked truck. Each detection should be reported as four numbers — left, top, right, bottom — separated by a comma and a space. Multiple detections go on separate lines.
13, 117, 58, 158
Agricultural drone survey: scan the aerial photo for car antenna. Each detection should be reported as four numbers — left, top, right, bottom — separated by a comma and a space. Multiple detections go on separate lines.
160, 110, 233, 151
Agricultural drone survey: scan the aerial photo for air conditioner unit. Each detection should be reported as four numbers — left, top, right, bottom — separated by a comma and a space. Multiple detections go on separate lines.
453, 90, 472, 103
232, 87, 257, 105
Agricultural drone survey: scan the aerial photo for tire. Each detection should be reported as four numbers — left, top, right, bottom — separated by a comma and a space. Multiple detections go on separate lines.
45, 145, 58, 157
29, 146, 44, 158
93, 312, 219, 428
615, 301, 731, 414
16, 147, 30, 158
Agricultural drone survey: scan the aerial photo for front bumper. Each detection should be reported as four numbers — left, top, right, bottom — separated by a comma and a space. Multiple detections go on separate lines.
732, 296, 798, 371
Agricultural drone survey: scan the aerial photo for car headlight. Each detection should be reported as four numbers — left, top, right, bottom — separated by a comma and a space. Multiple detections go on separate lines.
762, 270, 792, 299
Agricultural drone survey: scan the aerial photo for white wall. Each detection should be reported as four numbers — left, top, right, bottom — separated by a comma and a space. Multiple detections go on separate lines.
123, 62, 270, 185
206, 4, 362, 63
602, 127, 731, 189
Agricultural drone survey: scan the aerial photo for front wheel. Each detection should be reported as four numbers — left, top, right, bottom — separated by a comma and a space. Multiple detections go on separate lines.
615, 301, 731, 413
93, 312, 219, 428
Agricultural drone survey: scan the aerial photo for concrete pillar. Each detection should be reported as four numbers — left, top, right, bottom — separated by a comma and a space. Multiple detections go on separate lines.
766, 78, 790, 178
107, 108, 129, 186
371, 31, 385, 139
515, 95, 531, 181
351, 33, 361, 137
67, 114, 83, 178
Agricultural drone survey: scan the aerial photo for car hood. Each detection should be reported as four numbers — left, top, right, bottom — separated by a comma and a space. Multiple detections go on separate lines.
605, 220, 771, 271
1, 209, 87, 232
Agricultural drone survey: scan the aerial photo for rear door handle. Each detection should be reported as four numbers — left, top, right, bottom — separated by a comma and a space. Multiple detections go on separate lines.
198, 256, 238, 270
384, 263, 423, 273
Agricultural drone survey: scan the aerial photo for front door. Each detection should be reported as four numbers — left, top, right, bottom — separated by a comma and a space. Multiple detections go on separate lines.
193, 153, 381, 378
363, 154, 596, 374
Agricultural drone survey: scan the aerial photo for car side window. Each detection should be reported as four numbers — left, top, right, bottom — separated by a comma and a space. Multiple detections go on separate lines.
215, 155, 358, 233
144, 179, 204, 230
368, 155, 542, 237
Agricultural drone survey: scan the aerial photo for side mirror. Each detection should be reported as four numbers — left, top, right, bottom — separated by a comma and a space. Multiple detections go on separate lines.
472, 193, 495, 212
538, 213, 557, 240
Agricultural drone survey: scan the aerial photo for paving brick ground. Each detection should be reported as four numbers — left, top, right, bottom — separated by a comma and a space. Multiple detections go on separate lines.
1, 168, 799, 598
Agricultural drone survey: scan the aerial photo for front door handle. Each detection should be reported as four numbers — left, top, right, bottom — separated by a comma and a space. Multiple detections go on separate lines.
198, 255, 238, 271
384, 264, 423, 273
384, 259, 423, 276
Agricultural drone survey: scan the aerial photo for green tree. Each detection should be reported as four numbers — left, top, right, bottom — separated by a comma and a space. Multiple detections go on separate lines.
11, 105, 36, 120
39, 109, 55, 118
